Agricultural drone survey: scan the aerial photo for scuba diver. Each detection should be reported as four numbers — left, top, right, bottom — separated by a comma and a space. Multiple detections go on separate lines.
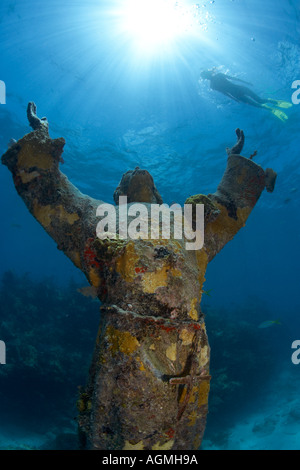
201, 69, 292, 121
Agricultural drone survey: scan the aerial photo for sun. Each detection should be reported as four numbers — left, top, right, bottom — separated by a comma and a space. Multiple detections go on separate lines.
121, 0, 195, 51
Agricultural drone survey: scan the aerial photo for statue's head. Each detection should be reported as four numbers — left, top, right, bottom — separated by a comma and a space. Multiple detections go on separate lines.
113, 167, 163, 205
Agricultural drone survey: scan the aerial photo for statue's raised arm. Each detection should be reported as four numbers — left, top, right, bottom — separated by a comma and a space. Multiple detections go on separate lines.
1, 102, 105, 287
186, 128, 277, 262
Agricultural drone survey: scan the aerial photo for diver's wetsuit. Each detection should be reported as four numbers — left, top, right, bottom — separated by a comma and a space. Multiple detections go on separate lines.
201, 70, 291, 121
207, 73, 268, 108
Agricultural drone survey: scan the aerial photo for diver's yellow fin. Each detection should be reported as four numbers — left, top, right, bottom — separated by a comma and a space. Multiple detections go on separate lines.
272, 108, 289, 121
268, 99, 293, 109
262, 104, 288, 121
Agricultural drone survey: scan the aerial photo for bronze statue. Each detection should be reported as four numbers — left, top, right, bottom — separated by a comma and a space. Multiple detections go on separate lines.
1, 103, 276, 450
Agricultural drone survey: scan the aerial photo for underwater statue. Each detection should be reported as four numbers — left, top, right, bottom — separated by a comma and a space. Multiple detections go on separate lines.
1, 103, 277, 450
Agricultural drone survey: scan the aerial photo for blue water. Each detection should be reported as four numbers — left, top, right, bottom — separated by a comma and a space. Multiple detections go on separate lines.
0, 0, 300, 450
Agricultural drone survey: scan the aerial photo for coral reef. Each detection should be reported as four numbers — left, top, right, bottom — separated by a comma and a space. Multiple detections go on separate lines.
0, 271, 99, 440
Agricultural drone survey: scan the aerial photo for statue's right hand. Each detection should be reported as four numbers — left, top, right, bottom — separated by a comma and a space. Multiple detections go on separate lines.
27, 102, 49, 131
